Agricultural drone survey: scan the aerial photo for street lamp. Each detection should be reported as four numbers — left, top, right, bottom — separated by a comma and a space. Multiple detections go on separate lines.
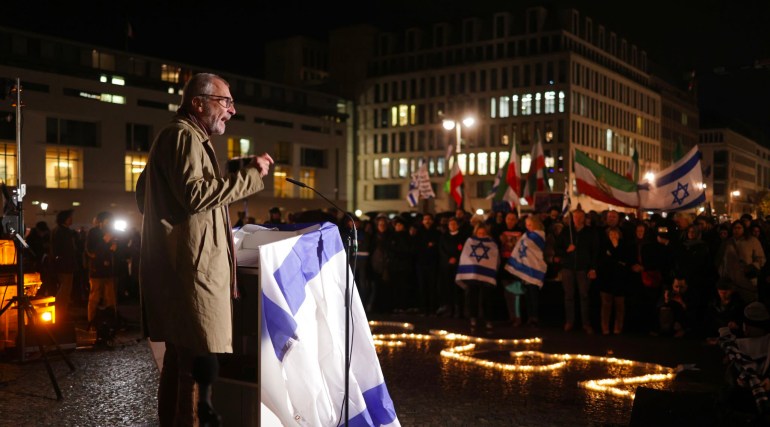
730, 189, 741, 219
442, 116, 475, 154
442, 116, 475, 210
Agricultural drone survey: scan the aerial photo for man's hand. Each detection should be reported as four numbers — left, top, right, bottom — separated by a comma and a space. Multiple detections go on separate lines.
252, 153, 274, 177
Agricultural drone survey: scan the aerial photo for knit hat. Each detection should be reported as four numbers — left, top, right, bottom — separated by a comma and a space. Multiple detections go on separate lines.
744, 301, 770, 324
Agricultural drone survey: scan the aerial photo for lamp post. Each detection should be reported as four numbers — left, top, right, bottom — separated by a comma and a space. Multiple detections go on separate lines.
442, 116, 475, 210
730, 189, 740, 220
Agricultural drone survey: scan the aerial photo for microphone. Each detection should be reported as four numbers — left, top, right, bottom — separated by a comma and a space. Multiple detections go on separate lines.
284, 178, 357, 253
285, 177, 307, 188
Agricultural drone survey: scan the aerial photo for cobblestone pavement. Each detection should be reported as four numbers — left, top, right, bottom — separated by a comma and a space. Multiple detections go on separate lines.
0, 299, 739, 427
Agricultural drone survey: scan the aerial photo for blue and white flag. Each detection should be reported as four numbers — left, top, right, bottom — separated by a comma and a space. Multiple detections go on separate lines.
259, 222, 400, 426
505, 229, 547, 288
638, 145, 705, 211
407, 161, 434, 208
406, 177, 419, 208
561, 176, 571, 217
456, 236, 499, 289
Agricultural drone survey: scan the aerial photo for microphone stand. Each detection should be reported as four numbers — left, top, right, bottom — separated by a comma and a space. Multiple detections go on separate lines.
286, 178, 356, 426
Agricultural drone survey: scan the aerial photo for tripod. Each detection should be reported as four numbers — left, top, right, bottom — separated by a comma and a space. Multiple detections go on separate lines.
0, 292, 76, 400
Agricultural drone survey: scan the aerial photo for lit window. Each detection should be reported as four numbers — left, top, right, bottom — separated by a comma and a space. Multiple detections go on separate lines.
468, 153, 476, 175
511, 95, 519, 116
274, 166, 291, 198
398, 105, 409, 126
0, 144, 17, 185
522, 94, 532, 116
545, 91, 556, 113
381, 158, 391, 178
499, 96, 510, 118
490, 98, 497, 118
227, 137, 251, 159
558, 91, 565, 113
535, 93, 542, 114
521, 153, 532, 174
125, 152, 147, 192
299, 169, 315, 199
398, 158, 408, 178
478, 152, 488, 175
499, 151, 509, 168
161, 65, 181, 83
45, 147, 83, 189
457, 153, 467, 173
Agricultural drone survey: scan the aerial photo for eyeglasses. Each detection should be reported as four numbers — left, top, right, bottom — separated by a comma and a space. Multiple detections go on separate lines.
198, 94, 235, 109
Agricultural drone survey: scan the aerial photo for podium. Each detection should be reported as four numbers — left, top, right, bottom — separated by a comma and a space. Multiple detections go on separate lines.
212, 223, 398, 426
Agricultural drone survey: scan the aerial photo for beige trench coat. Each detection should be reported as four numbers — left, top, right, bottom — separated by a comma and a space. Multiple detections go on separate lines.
136, 115, 264, 354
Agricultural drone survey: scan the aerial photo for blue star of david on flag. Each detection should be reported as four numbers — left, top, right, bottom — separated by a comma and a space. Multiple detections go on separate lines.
517, 242, 529, 259
671, 182, 689, 206
470, 241, 491, 262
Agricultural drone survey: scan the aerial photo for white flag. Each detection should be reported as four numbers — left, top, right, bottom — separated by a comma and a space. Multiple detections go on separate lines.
258, 223, 400, 426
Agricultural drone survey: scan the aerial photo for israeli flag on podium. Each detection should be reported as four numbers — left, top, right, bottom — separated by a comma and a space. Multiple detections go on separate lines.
239, 222, 399, 426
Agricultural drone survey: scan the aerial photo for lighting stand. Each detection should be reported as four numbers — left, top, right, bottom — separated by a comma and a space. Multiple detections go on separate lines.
0, 78, 76, 399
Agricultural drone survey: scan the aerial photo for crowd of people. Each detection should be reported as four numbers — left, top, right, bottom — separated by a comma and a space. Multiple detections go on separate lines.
332, 205, 770, 420
25, 210, 141, 339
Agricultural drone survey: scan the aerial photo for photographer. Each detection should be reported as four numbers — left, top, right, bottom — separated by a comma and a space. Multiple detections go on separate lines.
85, 211, 118, 338
718, 220, 766, 304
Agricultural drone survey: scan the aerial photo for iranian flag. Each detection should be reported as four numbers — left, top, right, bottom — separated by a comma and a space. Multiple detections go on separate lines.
486, 142, 521, 209
625, 148, 639, 183
447, 162, 464, 206
522, 133, 549, 204
574, 149, 639, 208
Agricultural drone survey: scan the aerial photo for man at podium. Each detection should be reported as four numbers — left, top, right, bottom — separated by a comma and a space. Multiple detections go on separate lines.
136, 72, 273, 426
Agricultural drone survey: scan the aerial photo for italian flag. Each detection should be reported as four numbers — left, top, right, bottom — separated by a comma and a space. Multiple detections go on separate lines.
574, 149, 639, 208
445, 162, 464, 206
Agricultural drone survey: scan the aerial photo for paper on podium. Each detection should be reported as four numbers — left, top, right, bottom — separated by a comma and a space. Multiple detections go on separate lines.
232, 223, 322, 267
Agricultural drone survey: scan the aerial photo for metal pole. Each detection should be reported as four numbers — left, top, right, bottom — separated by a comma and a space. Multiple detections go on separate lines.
14, 77, 25, 361
454, 122, 462, 210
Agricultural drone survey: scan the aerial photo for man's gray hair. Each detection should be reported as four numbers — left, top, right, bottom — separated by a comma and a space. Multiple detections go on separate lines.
180, 73, 228, 108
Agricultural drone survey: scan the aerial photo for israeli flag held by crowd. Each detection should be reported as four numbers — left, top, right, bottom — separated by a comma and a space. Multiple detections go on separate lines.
505, 229, 548, 287
258, 222, 400, 426
638, 145, 706, 211
456, 235, 499, 289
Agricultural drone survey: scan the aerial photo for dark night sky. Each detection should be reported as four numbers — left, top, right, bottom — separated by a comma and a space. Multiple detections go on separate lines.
2, 0, 769, 141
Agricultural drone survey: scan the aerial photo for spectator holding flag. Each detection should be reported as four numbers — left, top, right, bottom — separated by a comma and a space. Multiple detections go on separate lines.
456, 222, 500, 331
505, 214, 548, 327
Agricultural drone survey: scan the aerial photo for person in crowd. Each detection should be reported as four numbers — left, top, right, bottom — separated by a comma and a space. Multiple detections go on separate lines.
414, 213, 441, 315
718, 301, 770, 418
542, 205, 562, 232
749, 222, 770, 307
555, 208, 598, 334
368, 216, 393, 314
628, 222, 658, 333
596, 226, 633, 335
85, 211, 119, 336
493, 211, 525, 326
654, 276, 695, 338
232, 210, 246, 229
456, 222, 500, 331
705, 276, 745, 340
454, 208, 473, 240
27, 220, 54, 296
50, 209, 79, 323
438, 217, 466, 318
265, 206, 284, 224
341, 213, 371, 313
505, 214, 547, 327
388, 216, 416, 313
674, 223, 718, 336
717, 220, 766, 304
136, 72, 274, 426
